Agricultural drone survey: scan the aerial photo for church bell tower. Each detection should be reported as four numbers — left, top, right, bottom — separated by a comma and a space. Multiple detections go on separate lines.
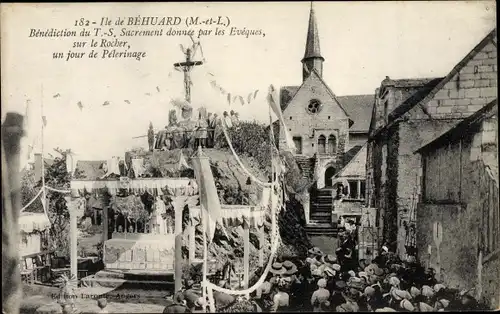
302, 2, 325, 82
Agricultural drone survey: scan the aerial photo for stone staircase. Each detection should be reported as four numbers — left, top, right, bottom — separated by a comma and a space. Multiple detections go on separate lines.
310, 188, 334, 224
305, 223, 339, 236
295, 156, 315, 180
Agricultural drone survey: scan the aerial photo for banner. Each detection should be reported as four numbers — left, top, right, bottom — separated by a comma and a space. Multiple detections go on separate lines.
267, 84, 296, 152
191, 148, 222, 242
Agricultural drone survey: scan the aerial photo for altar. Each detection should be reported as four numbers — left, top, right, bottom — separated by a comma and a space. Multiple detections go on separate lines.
70, 177, 199, 275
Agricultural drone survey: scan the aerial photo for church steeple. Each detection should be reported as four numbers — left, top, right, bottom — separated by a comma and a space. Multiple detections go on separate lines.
301, 2, 324, 81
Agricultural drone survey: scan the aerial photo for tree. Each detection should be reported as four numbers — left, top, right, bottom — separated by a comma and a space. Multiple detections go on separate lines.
20, 167, 44, 213
34, 149, 80, 259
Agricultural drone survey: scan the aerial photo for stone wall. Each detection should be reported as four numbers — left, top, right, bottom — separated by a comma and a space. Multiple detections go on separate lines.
280, 72, 350, 157
422, 42, 497, 119
417, 126, 499, 309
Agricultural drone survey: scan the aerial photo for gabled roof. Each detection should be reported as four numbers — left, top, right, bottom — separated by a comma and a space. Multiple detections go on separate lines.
416, 99, 498, 154
391, 28, 497, 121
279, 70, 378, 130
280, 86, 300, 111
337, 94, 374, 133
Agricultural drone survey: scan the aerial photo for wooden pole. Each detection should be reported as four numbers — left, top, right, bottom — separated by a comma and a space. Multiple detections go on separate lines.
189, 218, 196, 263
65, 196, 78, 280
174, 197, 184, 293
243, 220, 250, 297
202, 204, 208, 313
259, 224, 265, 267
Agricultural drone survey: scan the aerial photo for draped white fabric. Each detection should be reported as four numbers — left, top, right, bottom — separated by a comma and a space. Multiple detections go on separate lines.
189, 205, 266, 228
70, 178, 198, 197
131, 158, 145, 177
19, 213, 51, 233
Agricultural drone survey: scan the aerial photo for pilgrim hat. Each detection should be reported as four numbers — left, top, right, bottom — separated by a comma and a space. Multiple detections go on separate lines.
410, 286, 421, 298
400, 299, 415, 311
434, 283, 446, 293
358, 271, 369, 282
418, 302, 434, 312
336, 303, 356, 312
375, 307, 396, 312
323, 266, 336, 278
421, 285, 434, 298
388, 276, 400, 288
348, 277, 365, 291
364, 286, 376, 297
270, 262, 286, 275
321, 254, 337, 266
390, 288, 411, 301
332, 263, 342, 272
283, 261, 298, 275
308, 247, 323, 256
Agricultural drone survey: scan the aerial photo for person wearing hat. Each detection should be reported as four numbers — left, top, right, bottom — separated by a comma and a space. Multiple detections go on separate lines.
270, 276, 290, 312
223, 111, 233, 129
183, 286, 202, 312
328, 280, 345, 309
417, 301, 434, 312
421, 285, 434, 302
375, 307, 397, 312
310, 278, 330, 312
194, 107, 208, 148
409, 286, 421, 299
338, 287, 361, 313
399, 299, 415, 312
434, 298, 450, 311
163, 292, 190, 313
348, 276, 366, 292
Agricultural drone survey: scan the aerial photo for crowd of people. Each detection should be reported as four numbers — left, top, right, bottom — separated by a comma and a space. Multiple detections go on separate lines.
161, 227, 484, 313
151, 106, 240, 151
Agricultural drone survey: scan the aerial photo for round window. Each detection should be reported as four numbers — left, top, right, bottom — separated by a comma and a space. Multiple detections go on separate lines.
307, 99, 322, 114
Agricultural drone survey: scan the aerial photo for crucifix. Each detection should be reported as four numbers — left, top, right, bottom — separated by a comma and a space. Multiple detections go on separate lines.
132, 45, 204, 140
174, 47, 203, 103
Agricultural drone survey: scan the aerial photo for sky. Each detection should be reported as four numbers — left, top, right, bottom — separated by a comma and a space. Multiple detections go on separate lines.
1, 1, 496, 168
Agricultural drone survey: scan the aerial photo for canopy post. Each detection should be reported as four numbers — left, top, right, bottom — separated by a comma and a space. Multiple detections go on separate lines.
174, 197, 184, 293
65, 196, 78, 281
243, 219, 250, 298
188, 217, 196, 263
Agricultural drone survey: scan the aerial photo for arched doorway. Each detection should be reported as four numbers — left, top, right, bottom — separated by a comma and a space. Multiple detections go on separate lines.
324, 166, 336, 187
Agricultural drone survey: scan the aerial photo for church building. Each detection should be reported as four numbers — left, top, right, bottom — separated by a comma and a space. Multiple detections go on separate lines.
277, 5, 374, 228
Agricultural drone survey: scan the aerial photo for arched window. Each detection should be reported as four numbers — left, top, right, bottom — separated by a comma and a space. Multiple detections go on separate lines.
328, 135, 337, 154
318, 135, 326, 154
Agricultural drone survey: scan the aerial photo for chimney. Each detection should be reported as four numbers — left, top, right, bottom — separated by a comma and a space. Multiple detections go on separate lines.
34, 153, 42, 182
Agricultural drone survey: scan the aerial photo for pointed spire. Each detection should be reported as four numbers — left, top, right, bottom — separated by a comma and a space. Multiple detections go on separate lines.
302, 2, 324, 62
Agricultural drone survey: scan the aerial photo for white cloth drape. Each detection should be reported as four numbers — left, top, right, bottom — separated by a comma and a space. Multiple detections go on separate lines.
131, 158, 145, 177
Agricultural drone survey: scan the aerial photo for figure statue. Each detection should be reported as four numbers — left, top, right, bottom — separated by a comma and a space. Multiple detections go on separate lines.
195, 107, 208, 148
223, 111, 233, 128
166, 109, 180, 150
177, 103, 197, 148
230, 110, 239, 127
150, 197, 167, 235
213, 115, 224, 148
209, 113, 218, 148
148, 122, 155, 152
